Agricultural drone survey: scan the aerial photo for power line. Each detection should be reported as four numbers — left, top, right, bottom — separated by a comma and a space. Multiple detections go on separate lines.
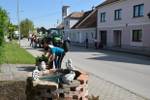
31, 11, 60, 20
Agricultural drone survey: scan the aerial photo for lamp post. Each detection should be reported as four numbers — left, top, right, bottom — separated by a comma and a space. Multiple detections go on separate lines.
17, 0, 21, 46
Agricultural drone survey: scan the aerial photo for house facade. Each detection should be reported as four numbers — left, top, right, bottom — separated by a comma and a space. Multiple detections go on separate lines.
63, 12, 84, 39
69, 28, 96, 45
70, 10, 97, 46
97, 0, 150, 50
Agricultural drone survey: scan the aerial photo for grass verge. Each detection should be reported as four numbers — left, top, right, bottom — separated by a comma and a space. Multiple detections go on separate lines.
2, 41, 35, 64
0, 45, 4, 64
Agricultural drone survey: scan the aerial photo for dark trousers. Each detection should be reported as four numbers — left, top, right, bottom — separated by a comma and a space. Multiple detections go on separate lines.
54, 53, 65, 69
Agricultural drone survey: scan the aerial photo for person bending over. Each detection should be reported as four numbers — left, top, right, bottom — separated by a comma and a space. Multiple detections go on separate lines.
46, 45, 65, 69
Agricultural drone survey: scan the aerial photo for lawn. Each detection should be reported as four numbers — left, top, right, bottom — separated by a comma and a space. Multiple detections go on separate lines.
2, 41, 35, 64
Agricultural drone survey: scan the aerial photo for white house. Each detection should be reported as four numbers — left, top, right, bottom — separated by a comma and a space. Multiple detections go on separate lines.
70, 9, 97, 47
63, 12, 84, 39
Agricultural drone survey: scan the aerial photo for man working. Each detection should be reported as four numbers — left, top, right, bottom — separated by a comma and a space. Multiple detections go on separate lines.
46, 45, 65, 69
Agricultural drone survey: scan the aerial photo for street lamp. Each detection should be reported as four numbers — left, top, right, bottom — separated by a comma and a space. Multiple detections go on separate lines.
17, 0, 21, 46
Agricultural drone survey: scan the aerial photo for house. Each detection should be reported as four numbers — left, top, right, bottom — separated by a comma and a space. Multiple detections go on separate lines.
63, 12, 84, 38
97, 0, 150, 51
70, 9, 97, 47
56, 22, 64, 29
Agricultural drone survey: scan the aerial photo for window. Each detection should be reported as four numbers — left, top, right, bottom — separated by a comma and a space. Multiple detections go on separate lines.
66, 20, 69, 26
114, 9, 122, 20
100, 12, 106, 22
133, 4, 144, 17
132, 30, 142, 42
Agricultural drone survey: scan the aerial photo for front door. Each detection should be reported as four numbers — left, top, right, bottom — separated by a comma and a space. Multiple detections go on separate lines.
100, 31, 107, 46
113, 30, 121, 47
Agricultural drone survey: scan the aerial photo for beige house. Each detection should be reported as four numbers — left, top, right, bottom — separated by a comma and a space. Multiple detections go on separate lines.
97, 0, 150, 50
63, 10, 97, 47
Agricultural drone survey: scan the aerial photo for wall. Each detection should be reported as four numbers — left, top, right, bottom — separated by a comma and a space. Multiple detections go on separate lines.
69, 28, 96, 46
64, 18, 79, 39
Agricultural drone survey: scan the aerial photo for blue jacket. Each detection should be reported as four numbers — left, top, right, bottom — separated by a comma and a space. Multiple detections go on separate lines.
51, 47, 64, 56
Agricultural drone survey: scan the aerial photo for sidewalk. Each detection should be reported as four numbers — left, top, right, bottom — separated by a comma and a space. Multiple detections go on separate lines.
0, 64, 34, 81
72, 42, 150, 57
107, 47, 150, 57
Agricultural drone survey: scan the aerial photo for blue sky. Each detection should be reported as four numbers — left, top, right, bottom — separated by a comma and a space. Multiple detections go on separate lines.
0, 0, 104, 29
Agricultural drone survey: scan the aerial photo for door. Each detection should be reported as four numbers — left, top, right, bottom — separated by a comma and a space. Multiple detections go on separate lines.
113, 30, 121, 47
100, 31, 107, 46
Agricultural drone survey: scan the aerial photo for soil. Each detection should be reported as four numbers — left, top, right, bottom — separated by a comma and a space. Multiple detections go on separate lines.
0, 81, 26, 100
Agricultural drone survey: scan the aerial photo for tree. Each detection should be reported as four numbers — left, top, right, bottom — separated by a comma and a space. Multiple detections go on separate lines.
0, 7, 9, 46
8, 23, 17, 40
20, 18, 34, 37
0, 7, 9, 63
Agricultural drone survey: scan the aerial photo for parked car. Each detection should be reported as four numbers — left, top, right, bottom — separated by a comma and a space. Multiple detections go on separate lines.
13, 31, 23, 39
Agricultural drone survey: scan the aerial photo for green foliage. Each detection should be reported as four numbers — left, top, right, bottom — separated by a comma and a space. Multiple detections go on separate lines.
0, 7, 9, 64
36, 55, 48, 65
0, 45, 4, 64
8, 23, 17, 39
20, 18, 34, 37
0, 7, 9, 46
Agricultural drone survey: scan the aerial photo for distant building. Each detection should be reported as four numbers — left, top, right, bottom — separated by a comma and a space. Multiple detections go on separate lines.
63, 11, 84, 38
71, 9, 97, 47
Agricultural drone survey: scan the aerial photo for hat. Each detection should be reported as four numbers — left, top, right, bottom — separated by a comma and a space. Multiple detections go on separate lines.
48, 45, 54, 48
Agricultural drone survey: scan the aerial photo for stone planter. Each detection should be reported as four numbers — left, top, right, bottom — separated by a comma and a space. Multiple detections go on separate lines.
26, 69, 89, 100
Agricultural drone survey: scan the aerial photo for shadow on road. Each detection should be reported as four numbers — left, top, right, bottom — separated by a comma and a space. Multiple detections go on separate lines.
87, 54, 150, 65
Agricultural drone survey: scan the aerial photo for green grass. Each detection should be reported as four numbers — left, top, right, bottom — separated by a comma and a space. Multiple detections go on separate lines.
0, 45, 4, 64
2, 42, 35, 64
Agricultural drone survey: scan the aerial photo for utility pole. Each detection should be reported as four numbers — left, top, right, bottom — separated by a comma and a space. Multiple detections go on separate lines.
17, 0, 21, 46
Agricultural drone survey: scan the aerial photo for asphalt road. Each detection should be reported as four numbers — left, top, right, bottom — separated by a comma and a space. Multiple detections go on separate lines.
64, 46, 150, 99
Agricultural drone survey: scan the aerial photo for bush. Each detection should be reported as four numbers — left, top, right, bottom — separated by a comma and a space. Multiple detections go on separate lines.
0, 7, 9, 64
35, 55, 48, 66
0, 46, 4, 64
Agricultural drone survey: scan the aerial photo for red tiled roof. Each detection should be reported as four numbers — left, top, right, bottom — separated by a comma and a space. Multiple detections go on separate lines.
72, 10, 92, 28
66, 12, 84, 19
72, 9, 97, 29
